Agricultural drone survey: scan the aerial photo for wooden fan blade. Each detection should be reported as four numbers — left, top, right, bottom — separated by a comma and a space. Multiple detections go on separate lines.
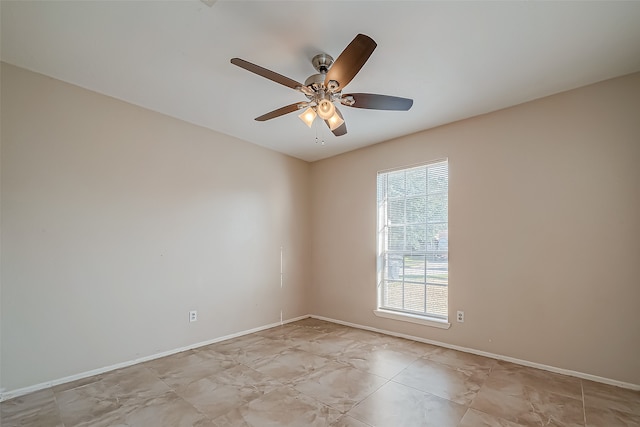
325, 107, 347, 136
331, 122, 347, 136
231, 58, 303, 90
255, 103, 301, 121
325, 34, 376, 91
344, 93, 413, 111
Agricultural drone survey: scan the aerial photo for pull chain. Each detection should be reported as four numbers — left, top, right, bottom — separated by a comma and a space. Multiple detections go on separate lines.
314, 120, 325, 145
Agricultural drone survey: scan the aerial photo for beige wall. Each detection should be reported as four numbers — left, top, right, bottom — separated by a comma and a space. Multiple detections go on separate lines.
310, 72, 640, 385
0, 63, 310, 391
2, 62, 639, 393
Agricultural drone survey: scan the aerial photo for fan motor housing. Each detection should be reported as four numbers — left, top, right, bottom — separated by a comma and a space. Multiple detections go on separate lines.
304, 73, 325, 88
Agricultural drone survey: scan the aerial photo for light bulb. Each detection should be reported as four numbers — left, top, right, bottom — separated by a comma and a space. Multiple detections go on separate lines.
316, 99, 336, 120
298, 107, 317, 128
327, 111, 344, 131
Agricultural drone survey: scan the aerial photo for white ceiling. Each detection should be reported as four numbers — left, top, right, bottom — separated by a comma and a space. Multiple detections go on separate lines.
2, 1, 640, 162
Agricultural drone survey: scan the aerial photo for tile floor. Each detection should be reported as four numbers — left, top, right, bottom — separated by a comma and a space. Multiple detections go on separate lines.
2, 318, 639, 426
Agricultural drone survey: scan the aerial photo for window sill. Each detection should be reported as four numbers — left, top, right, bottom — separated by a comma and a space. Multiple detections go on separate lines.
373, 309, 451, 329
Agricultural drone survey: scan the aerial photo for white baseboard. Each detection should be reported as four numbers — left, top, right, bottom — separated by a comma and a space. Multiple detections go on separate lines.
4, 312, 638, 402
310, 314, 640, 392
0, 314, 310, 402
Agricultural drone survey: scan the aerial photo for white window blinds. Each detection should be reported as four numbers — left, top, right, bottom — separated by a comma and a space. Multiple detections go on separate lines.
377, 160, 449, 319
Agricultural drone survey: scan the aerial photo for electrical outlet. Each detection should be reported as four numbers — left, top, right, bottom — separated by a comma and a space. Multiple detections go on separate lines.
189, 310, 197, 322
457, 310, 464, 323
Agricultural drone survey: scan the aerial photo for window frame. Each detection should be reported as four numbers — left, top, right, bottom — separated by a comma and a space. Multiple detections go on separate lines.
375, 159, 451, 329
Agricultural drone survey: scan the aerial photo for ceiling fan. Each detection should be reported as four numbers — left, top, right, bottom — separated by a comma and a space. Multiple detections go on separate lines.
230, 34, 413, 137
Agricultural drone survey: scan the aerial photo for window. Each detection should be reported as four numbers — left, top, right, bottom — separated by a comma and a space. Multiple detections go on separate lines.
376, 160, 449, 324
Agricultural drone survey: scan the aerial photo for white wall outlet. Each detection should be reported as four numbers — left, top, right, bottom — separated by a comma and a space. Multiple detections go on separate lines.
189, 310, 197, 322
457, 310, 464, 323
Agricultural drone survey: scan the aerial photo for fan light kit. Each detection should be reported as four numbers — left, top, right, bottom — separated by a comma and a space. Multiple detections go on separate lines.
231, 34, 413, 137
298, 107, 317, 127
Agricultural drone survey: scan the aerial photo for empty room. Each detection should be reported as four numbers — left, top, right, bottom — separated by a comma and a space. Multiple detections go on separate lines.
1, 1, 639, 426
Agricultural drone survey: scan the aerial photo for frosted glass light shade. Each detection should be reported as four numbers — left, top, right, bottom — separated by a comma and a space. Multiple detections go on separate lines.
327, 111, 344, 131
298, 107, 317, 128
316, 99, 336, 120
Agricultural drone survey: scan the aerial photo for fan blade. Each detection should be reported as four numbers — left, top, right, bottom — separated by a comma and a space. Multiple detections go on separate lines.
331, 122, 347, 136
255, 103, 301, 121
325, 34, 376, 90
325, 107, 347, 136
344, 93, 413, 111
231, 58, 303, 90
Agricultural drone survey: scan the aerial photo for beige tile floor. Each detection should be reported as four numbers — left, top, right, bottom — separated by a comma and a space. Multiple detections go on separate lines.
2, 318, 639, 426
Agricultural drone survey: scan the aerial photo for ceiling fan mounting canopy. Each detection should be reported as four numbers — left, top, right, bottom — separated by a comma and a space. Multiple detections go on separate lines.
230, 34, 413, 137
311, 53, 334, 74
